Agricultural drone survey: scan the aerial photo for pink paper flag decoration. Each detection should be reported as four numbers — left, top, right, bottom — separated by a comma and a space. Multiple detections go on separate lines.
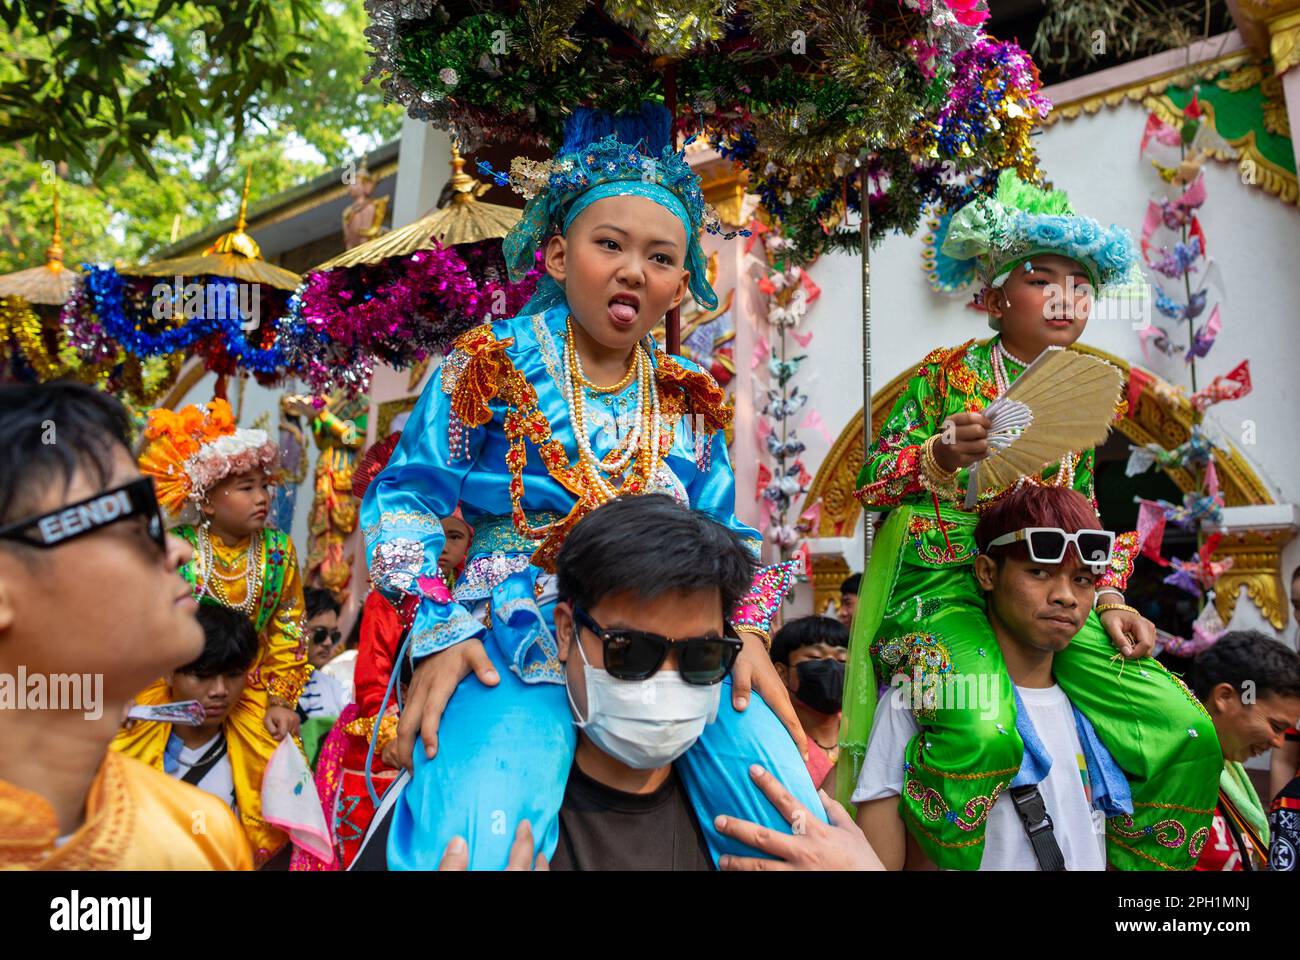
755, 416, 773, 442
800, 408, 833, 444
800, 269, 822, 305
752, 335, 770, 370
1136, 499, 1169, 566
791, 329, 814, 348
1141, 112, 1182, 153
798, 499, 822, 531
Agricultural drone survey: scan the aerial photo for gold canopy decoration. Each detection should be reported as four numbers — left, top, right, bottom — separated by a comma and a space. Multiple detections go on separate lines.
122, 169, 302, 291
0, 181, 78, 305
312, 142, 522, 271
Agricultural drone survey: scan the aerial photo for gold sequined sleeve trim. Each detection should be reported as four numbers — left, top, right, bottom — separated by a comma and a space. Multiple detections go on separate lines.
341, 713, 399, 750
265, 663, 313, 710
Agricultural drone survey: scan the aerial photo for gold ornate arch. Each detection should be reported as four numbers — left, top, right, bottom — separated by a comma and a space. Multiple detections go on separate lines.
805, 343, 1291, 629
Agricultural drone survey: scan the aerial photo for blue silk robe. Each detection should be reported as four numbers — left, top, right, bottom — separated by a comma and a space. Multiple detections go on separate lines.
360, 305, 824, 869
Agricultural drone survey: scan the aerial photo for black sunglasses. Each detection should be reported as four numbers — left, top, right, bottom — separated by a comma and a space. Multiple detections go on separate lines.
0, 477, 166, 553
572, 606, 742, 685
311, 626, 343, 646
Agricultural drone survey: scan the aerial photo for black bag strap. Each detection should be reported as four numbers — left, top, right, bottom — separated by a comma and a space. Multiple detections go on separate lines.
1218, 796, 1259, 872
180, 734, 229, 786
1009, 784, 1067, 871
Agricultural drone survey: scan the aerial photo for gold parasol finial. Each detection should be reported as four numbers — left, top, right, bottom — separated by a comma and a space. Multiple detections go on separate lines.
45, 178, 64, 270
0, 175, 79, 303
121, 166, 301, 290
204, 167, 262, 260
448, 141, 491, 205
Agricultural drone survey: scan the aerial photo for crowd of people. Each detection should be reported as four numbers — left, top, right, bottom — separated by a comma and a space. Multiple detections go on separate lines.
1, 111, 1298, 873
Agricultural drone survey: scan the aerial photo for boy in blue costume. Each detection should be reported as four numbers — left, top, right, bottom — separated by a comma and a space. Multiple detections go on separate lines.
360, 107, 820, 869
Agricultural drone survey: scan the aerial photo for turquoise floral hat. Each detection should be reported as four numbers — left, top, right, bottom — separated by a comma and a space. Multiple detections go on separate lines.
936, 169, 1137, 293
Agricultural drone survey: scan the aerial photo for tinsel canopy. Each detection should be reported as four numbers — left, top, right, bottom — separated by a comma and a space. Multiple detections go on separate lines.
363, 0, 1050, 261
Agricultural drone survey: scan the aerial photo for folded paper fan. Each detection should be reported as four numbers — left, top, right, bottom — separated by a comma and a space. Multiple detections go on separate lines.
965, 346, 1123, 507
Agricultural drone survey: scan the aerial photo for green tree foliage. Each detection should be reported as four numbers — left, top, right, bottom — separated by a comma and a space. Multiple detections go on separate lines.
1031, 0, 1228, 76
0, 0, 403, 274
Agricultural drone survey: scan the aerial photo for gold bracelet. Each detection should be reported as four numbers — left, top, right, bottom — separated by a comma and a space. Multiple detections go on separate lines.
920, 435, 959, 500
1095, 602, 1139, 617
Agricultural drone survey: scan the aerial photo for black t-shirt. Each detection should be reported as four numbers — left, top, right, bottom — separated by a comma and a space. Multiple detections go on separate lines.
549, 762, 714, 872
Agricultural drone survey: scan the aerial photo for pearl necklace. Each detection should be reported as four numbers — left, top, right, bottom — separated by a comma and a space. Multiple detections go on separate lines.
563, 319, 660, 499
993, 341, 1074, 485
991, 341, 1022, 397
198, 525, 263, 616
565, 319, 647, 476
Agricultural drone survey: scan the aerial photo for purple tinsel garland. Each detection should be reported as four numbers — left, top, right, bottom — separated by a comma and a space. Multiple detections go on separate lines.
283, 239, 543, 396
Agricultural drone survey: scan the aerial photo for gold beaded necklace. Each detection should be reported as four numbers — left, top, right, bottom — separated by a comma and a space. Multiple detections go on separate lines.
563, 319, 661, 497
198, 525, 264, 616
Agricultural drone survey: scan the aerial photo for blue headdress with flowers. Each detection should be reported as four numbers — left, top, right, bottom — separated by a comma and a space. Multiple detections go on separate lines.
480, 104, 744, 317
934, 169, 1137, 294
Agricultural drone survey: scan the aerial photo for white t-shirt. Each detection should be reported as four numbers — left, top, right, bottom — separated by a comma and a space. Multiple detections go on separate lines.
319, 649, 357, 700
299, 670, 351, 718
168, 733, 237, 813
852, 684, 1106, 870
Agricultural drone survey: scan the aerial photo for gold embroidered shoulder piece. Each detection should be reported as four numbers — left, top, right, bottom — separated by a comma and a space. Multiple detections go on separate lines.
915, 339, 994, 405
447, 324, 517, 429
655, 352, 734, 433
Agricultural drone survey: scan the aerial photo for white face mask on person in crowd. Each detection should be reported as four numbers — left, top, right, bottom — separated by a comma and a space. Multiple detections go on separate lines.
565, 625, 721, 770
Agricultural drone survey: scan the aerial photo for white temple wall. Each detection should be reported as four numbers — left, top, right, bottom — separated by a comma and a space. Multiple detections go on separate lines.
788, 98, 1300, 641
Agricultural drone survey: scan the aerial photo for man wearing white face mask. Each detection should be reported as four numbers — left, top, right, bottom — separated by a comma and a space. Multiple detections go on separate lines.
542, 497, 757, 870
353, 496, 881, 871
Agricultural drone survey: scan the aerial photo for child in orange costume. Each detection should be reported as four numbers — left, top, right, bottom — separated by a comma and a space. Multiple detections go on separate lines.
114, 398, 310, 866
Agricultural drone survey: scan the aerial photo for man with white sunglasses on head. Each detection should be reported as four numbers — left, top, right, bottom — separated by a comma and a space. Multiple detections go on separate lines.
855, 485, 1218, 871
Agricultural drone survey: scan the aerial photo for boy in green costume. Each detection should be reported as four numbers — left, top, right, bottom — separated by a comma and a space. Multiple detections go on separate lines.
837, 172, 1221, 870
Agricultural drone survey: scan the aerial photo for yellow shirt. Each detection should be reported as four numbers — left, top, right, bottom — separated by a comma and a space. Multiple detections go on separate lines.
113, 531, 309, 865
0, 751, 252, 870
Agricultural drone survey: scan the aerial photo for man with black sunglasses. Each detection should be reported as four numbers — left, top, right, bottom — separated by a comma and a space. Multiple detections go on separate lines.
354, 495, 879, 870
0, 382, 250, 869
300, 586, 350, 721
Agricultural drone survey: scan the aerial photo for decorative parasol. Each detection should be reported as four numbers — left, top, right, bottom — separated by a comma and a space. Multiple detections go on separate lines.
74, 168, 301, 388
0, 179, 183, 403
0, 180, 78, 305
122, 169, 301, 291
311, 142, 521, 271
279, 143, 540, 396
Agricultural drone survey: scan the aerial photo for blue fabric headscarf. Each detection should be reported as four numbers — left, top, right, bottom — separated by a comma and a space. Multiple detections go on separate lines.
491, 104, 721, 317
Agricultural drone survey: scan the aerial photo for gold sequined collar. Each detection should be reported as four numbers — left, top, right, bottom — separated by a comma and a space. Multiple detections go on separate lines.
0, 751, 132, 870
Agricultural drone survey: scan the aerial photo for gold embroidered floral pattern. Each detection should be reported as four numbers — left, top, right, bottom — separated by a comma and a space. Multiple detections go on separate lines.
265, 664, 312, 709
654, 351, 733, 433
904, 774, 1005, 832
870, 632, 953, 721
448, 324, 514, 428
906, 514, 972, 565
